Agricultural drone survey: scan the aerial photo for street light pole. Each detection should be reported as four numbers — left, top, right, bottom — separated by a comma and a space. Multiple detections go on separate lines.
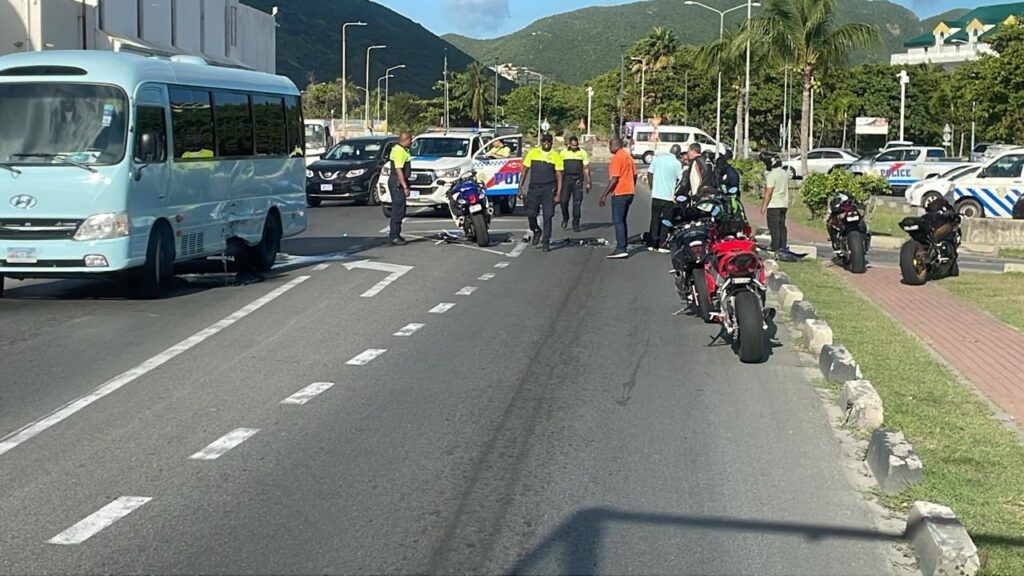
630, 57, 646, 122
376, 74, 393, 125
898, 69, 910, 142
364, 44, 385, 133
340, 21, 366, 139
684, 2, 756, 153
494, 59, 499, 128
618, 46, 625, 137
586, 86, 594, 138
525, 70, 543, 139
743, 0, 752, 158
384, 64, 405, 129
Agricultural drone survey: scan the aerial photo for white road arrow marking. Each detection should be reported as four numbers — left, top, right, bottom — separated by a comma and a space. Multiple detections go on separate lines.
343, 260, 414, 298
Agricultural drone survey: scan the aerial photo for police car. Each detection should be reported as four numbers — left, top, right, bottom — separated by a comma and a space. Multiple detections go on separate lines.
379, 129, 525, 216
845, 146, 964, 192
903, 163, 979, 209
945, 148, 1024, 219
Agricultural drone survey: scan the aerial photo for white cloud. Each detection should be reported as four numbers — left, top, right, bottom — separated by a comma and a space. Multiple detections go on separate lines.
442, 0, 511, 34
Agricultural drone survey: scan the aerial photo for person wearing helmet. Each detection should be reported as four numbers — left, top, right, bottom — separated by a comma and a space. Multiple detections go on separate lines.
826, 191, 854, 254
717, 152, 740, 197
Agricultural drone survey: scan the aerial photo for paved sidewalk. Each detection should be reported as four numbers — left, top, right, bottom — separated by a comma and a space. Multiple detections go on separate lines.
746, 201, 1024, 424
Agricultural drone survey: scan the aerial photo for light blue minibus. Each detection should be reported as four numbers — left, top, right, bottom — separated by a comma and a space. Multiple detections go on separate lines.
0, 51, 307, 298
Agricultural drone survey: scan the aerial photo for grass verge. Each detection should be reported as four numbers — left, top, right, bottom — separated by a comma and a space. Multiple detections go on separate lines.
780, 259, 1024, 575
750, 186, 908, 238
939, 272, 1024, 332
998, 247, 1024, 260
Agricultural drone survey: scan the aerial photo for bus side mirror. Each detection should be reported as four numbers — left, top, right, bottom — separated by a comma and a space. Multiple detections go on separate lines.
136, 132, 158, 164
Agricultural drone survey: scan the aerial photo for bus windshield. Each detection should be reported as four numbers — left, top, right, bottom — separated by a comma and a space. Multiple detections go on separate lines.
324, 142, 382, 161
0, 83, 127, 166
410, 137, 470, 158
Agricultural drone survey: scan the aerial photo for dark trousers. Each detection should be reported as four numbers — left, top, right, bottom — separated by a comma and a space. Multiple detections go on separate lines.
388, 184, 407, 240
767, 207, 788, 252
611, 194, 634, 250
527, 185, 556, 243
560, 175, 584, 225
649, 198, 674, 248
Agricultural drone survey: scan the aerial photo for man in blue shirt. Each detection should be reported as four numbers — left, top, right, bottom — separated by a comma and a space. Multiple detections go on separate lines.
646, 144, 683, 252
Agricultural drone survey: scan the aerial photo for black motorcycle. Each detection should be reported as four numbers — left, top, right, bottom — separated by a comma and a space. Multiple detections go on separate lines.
665, 194, 722, 322
898, 203, 961, 285
827, 195, 870, 274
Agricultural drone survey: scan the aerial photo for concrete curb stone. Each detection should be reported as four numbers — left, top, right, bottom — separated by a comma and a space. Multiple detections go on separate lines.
801, 319, 833, 355
838, 380, 884, 429
766, 271, 790, 293
1005, 263, 1024, 274
818, 345, 863, 382
790, 300, 816, 324
867, 429, 923, 493
763, 258, 779, 274
778, 284, 804, 310
905, 501, 980, 576
870, 236, 903, 250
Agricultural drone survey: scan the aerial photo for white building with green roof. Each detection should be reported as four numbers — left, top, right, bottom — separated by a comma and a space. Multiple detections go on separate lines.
891, 2, 1024, 67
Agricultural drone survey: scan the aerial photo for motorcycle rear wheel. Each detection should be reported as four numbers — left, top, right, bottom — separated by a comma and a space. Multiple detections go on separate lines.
847, 230, 867, 274
471, 213, 490, 247
735, 290, 767, 364
900, 240, 929, 286
690, 268, 714, 323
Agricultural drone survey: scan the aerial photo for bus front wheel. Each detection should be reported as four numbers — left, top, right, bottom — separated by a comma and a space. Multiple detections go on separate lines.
133, 225, 174, 299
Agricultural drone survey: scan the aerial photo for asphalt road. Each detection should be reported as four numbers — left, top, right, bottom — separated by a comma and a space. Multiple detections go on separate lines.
0, 165, 904, 575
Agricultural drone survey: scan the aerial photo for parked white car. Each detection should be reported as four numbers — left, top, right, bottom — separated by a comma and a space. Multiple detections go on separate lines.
903, 163, 980, 208
631, 125, 726, 164
948, 148, 1024, 218
782, 148, 858, 179
844, 146, 964, 192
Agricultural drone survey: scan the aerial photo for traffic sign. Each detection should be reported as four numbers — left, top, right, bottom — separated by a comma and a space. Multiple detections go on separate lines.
541, 119, 550, 132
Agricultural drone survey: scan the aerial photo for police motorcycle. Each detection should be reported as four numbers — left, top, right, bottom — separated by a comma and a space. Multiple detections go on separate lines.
898, 196, 961, 285
826, 191, 870, 274
444, 170, 492, 247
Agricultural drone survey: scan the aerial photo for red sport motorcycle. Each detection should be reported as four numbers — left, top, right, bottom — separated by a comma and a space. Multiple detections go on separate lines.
689, 198, 773, 363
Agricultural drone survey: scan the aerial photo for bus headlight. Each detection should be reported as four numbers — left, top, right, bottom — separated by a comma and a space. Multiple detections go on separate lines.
74, 212, 130, 241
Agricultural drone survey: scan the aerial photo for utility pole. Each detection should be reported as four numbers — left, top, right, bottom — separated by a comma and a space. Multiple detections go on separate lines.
971, 100, 976, 153
443, 49, 449, 131
782, 65, 789, 157
684, 70, 689, 125
383, 64, 404, 130
898, 69, 910, 142
630, 57, 647, 122
340, 21, 366, 139
743, 0, 753, 157
618, 46, 625, 137
586, 86, 594, 138
494, 58, 499, 128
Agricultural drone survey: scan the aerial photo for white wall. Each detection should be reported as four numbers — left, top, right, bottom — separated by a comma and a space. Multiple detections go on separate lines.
173, 0, 202, 52
0, 1, 30, 55
201, 0, 225, 58
100, 0, 139, 39
230, 0, 275, 73
140, 0, 172, 46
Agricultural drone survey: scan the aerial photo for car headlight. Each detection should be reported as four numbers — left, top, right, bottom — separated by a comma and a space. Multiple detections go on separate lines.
345, 169, 367, 178
306, 169, 313, 178
74, 212, 130, 241
441, 168, 461, 179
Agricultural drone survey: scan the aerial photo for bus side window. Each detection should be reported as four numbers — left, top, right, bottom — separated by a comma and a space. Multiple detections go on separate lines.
285, 96, 303, 157
135, 106, 167, 163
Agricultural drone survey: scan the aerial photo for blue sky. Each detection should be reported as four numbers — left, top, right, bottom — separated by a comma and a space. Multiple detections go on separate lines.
375, 0, 991, 38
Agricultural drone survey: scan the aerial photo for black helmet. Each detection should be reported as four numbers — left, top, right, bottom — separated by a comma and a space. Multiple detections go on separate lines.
924, 195, 951, 213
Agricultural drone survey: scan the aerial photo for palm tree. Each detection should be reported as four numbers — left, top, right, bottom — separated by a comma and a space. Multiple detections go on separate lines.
635, 27, 679, 71
453, 62, 491, 128
751, 0, 877, 175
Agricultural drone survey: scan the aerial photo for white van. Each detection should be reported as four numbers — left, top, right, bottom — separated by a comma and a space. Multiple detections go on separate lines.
631, 125, 725, 164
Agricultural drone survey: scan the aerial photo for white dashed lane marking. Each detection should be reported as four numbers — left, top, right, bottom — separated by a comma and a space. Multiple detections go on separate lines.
478, 273, 496, 280
346, 348, 387, 366
429, 303, 456, 314
0, 276, 310, 458
281, 382, 335, 405
456, 286, 477, 296
189, 428, 259, 461
495, 262, 510, 268
394, 323, 425, 337
48, 497, 152, 545
313, 263, 330, 271
508, 243, 528, 258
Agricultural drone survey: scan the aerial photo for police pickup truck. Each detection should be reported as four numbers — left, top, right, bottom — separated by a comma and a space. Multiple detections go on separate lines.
844, 147, 964, 192
378, 129, 524, 216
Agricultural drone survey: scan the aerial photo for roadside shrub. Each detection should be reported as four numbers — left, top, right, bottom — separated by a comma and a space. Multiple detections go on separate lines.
732, 158, 766, 198
801, 171, 892, 218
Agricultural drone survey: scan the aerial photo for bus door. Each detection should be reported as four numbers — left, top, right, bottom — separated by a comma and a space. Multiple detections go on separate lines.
131, 86, 172, 260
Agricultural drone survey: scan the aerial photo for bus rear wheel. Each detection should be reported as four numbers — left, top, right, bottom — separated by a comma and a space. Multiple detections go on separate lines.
242, 215, 282, 273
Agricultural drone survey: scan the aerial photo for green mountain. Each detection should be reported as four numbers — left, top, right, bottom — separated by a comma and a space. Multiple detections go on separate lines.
443, 0, 953, 85
921, 8, 972, 32
241, 0, 478, 98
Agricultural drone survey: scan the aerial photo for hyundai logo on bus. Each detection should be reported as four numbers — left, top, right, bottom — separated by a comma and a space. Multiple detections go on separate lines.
10, 195, 37, 209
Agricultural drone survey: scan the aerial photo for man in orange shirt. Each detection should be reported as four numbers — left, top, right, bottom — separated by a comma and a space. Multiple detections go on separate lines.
599, 137, 637, 259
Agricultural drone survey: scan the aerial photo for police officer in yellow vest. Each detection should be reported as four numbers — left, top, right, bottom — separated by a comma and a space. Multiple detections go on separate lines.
559, 136, 591, 233
517, 133, 563, 252
387, 132, 413, 246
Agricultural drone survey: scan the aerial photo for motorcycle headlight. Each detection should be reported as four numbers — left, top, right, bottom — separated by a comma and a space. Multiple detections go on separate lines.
306, 169, 313, 178
345, 169, 367, 178
74, 212, 130, 242
442, 168, 462, 179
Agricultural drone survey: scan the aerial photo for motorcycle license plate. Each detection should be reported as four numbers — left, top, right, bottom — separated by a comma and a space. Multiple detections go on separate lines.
731, 277, 752, 285
469, 203, 483, 213
320, 184, 333, 192
846, 214, 861, 222
7, 247, 38, 264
